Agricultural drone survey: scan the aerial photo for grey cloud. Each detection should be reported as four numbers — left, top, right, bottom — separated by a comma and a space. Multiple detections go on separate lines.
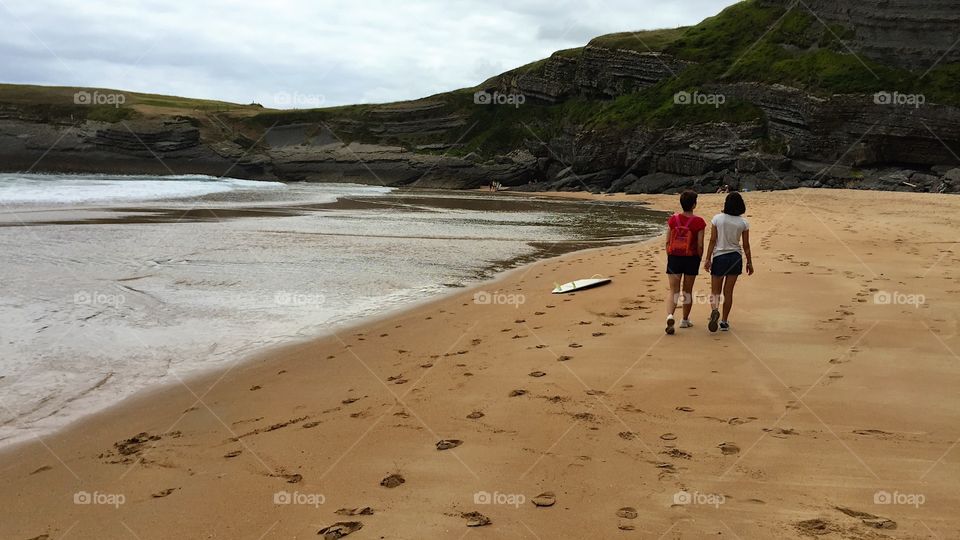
0, 0, 739, 108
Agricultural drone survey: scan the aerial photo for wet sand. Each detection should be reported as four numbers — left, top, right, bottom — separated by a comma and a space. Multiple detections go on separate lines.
1, 188, 959, 539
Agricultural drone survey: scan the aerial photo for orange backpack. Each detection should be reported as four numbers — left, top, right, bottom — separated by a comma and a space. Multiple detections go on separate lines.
668, 214, 699, 257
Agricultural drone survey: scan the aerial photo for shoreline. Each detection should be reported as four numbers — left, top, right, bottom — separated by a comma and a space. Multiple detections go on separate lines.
0, 192, 667, 455
2, 189, 959, 539
0, 233, 665, 458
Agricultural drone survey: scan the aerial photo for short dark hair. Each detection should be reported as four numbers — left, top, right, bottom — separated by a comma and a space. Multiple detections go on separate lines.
679, 190, 698, 212
723, 192, 746, 216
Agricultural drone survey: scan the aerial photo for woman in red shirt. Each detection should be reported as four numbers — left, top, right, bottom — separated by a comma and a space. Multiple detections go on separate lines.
664, 190, 707, 335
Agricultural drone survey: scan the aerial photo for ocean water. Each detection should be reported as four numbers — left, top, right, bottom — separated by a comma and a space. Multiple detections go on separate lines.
0, 173, 290, 204
0, 174, 663, 447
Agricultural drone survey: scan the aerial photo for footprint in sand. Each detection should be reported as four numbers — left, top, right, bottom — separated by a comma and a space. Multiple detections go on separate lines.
728, 416, 757, 426
151, 488, 178, 498
659, 433, 678, 441
463, 511, 491, 527
532, 492, 556, 507
662, 448, 692, 460
557, 355, 572, 362
272, 473, 302, 484
795, 519, 833, 535
529, 371, 546, 378
380, 473, 405, 488
318, 521, 363, 539
509, 389, 528, 397
466, 411, 484, 419
436, 439, 463, 450
616, 507, 638, 520
675, 406, 694, 413
763, 427, 797, 438
718, 442, 740, 455
852, 429, 892, 437
569, 343, 583, 349
592, 332, 606, 337
336, 507, 374, 516
834, 506, 896, 529
224, 450, 242, 458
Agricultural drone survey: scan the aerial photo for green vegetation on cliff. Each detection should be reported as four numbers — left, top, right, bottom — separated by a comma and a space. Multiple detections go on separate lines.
6, 0, 960, 161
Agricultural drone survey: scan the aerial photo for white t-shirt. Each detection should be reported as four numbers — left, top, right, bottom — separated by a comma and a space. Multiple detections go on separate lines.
711, 213, 749, 257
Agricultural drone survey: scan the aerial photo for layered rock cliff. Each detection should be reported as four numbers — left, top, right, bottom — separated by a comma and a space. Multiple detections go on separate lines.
760, 0, 960, 69
2, 0, 960, 194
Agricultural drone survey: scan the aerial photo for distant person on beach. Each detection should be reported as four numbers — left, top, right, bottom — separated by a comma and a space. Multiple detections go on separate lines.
717, 184, 731, 194
704, 192, 753, 332
664, 190, 707, 335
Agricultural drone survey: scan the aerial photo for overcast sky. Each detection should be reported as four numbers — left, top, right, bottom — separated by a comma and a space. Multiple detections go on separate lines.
1, 0, 738, 108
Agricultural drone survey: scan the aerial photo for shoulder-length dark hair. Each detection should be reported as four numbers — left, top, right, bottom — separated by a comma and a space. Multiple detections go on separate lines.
723, 192, 746, 216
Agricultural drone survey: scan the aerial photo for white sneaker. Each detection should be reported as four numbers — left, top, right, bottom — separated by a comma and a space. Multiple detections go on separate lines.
665, 315, 676, 335
679, 320, 693, 329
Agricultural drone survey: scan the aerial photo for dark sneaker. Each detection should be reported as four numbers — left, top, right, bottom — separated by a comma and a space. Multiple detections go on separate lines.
708, 309, 720, 333
665, 315, 676, 335
719, 321, 730, 332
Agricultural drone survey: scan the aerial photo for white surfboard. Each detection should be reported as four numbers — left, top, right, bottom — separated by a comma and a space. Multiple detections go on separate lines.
551, 277, 612, 294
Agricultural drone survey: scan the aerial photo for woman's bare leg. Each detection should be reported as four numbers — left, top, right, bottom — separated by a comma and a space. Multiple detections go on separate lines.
722, 275, 740, 322
666, 274, 682, 316
681, 274, 697, 321
708, 276, 723, 331
710, 276, 723, 312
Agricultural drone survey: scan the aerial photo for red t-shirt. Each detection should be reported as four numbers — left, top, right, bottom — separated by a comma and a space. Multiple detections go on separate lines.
667, 213, 707, 257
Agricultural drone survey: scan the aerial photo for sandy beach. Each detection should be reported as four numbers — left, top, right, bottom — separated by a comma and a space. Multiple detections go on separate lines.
2, 188, 958, 539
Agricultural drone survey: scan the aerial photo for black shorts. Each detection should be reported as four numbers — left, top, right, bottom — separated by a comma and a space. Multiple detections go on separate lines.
711, 252, 743, 276
666, 255, 702, 276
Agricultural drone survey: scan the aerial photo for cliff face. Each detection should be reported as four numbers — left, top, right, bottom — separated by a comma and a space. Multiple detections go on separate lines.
3, 1, 960, 195
0, 112, 269, 178
490, 47, 693, 102
762, 0, 960, 69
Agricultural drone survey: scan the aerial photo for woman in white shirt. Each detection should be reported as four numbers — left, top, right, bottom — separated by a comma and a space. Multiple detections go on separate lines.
704, 192, 754, 332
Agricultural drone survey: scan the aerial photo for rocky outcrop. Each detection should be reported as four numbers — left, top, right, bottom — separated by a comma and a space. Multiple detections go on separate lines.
718, 83, 960, 167
761, 0, 960, 70
487, 46, 692, 102
266, 140, 537, 189
0, 116, 270, 177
